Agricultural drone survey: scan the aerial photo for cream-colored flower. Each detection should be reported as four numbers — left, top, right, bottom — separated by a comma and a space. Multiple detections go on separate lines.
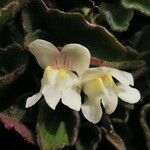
81, 67, 141, 123
25, 39, 90, 111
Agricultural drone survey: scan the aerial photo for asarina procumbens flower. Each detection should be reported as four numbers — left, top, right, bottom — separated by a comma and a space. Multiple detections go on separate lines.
81, 67, 141, 123
25, 39, 90, 111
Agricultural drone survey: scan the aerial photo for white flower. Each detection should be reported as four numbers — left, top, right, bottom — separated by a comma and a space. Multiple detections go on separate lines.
81, 67, 141, 123
25, 39, 90, 111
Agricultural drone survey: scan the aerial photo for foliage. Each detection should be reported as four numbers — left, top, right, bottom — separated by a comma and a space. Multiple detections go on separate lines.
0, 0, 150, 150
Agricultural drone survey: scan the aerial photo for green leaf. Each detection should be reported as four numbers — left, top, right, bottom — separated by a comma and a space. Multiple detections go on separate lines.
1, 93, 39, 123
37, 102, 80, 150
132, 25, 150, 65
112, 60, 146, 70
2, 104, 26, 121
22, 0, 127, 61
121, 0, 150, 16
140, 104, 150, 150
133, 25, 150, 53
24, 30, 49, 47
99, 2, 134, 32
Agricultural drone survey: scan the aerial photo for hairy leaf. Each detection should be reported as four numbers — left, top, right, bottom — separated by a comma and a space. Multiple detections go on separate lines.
0, 45, 28, 89
0, 0, 32, 26
121, 0, 150, 16
22, 0, 127, 61
37, 102, 80, 150
140, 104, 150, 150
98, 2, 133, 32
0, 114, 34, 144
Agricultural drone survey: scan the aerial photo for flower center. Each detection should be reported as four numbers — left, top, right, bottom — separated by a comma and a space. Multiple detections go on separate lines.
88, 78, 102, 90
83, 73, 115, 99
43, 66, 53, 82
83, 77, 103, 98
43, 66, 70, 84
101, 74, 114, 86
57, 68, 69, 81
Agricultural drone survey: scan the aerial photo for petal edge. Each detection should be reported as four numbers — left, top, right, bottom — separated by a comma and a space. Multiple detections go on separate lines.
62, 44, 91, 76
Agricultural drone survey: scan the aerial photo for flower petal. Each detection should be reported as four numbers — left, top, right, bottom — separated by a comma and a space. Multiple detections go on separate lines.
82, 77, 102, 99
81, 68, 118, 114
81, 99, 102, 124
25, 92, 42, 108
41, 67, 61, 110
42, 85, 61, 110
101, 67, 134, 86
59, 70, 81, 111
100, 76, 118, 114
42, 66, 58, 86
61, 44, 91, 76
42, 67, 81, 110
116, 83, 141, 104
61, 88, 81, 111
29, 39, 59, 69
101, 88, 118, 114
81, 67, 104, 83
